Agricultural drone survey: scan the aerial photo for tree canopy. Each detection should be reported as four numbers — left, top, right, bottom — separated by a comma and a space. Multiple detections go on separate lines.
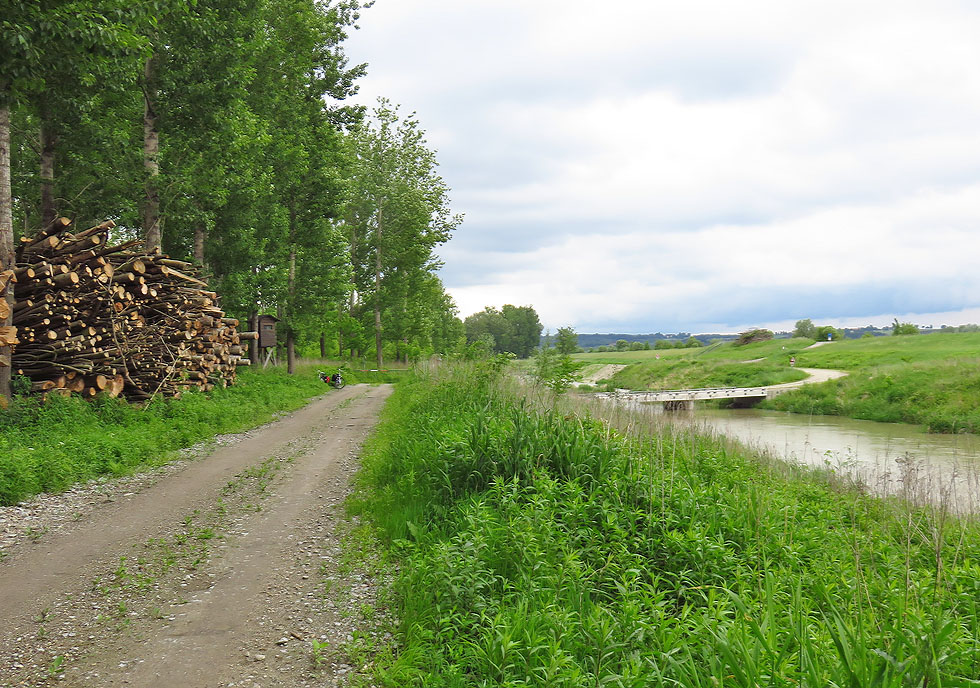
464, 305, 542, 358
0, 0, 464, 399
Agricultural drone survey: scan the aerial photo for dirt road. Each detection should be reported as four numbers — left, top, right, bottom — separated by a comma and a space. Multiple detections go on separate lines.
0, 384, 392, 688
573, 363, 627, 387
766, 366, 848, 393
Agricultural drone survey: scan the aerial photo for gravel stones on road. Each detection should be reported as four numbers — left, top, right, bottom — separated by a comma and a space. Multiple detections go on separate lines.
0, 385, 394, 688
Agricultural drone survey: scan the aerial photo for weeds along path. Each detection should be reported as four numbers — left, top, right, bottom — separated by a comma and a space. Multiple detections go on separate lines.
0, 383, 392, 687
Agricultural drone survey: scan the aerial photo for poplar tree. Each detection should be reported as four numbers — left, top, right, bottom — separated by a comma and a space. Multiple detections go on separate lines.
347, 99, 460, 368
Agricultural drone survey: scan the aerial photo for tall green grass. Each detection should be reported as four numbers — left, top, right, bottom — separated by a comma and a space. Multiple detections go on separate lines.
0, 364, 335, 505
351, 365, 980, 686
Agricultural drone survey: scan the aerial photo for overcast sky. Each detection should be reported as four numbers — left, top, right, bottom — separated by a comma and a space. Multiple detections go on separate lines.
343, 0, 980, 334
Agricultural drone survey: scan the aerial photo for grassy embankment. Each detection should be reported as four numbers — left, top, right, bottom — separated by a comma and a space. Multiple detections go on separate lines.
0, 362, 394, 506
351, 364, 980, 686
762, 333, 980, 433
575, 333, 980, 433
573, 338, 814, 390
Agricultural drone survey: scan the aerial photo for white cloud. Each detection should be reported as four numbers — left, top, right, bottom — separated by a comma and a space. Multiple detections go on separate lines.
447, 184, 980, 331
345, 1, 980, 332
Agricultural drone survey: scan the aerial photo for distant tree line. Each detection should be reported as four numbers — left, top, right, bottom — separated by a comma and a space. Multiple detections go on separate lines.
1, 1, 464, 400
575, 332, 714, 348
795, 318, 937, 339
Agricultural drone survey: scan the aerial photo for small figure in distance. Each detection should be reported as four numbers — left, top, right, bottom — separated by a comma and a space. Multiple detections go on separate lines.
790, 356, 796, 367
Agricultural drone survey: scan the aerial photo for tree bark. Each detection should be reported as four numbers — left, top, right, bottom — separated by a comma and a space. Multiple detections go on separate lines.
319, 332, 326, 359
286, 205, 296, 374
248, 311, 259, 365
337, 301, 344, 358
39, 102, 58, 228
193, 223, 206, 267
373, 207, 383, 370
143, 55, 161, 252
0, 102, 14, 402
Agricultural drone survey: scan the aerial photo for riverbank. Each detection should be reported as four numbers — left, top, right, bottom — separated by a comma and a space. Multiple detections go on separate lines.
349, 363, 980, 684
761, 333, 980, 432
575, 332, 980, 433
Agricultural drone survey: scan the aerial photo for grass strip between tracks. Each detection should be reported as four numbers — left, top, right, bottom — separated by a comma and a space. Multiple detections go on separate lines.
350, 362, 980, 686
0, 364, 391, 506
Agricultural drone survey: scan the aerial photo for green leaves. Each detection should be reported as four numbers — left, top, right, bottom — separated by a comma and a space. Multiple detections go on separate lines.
344, 98, 462, 365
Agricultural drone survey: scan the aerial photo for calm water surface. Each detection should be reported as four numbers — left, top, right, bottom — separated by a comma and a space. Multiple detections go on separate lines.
646, 404, 980, 511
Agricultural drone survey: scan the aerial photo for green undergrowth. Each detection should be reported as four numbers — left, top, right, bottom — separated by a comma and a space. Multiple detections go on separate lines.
606, 358, 807, 391
763, 357, 980, 433
350, 364, 980, 686
0, 364, 339, 505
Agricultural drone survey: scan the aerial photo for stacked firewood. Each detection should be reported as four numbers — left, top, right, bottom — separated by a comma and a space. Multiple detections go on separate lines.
10, 217, 256, 400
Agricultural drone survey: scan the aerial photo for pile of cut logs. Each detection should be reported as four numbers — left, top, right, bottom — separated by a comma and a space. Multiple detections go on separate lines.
9, 217, 256, 400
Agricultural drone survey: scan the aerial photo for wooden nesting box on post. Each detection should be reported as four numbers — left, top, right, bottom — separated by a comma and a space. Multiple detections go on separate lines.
257, 314, 279, 367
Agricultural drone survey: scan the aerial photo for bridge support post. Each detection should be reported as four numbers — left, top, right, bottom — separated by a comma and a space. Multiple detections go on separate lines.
663, 400, 694, 411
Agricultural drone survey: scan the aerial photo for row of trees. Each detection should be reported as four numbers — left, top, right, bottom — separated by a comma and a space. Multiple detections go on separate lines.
463, 305, 542, 358
1, 1, 463, 400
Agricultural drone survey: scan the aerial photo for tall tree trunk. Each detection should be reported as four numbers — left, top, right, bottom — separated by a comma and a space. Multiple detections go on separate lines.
286, 205, 296, 374
319, 332, 326, 359
249, 267, 260, 365
38, 101, 58, 228
286, 243, 296, 373
248, 312, 258, 365
193, 223, 206, 267
143, 55, 161, 252
337, 300, 344, 358
373, 208, 383, 370
0, 103, 14, 402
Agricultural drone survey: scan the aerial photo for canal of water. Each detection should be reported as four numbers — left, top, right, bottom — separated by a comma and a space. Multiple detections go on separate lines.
610, 401, 980, 511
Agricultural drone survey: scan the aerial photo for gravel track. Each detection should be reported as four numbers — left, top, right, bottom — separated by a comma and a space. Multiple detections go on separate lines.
0, 384, 393, 687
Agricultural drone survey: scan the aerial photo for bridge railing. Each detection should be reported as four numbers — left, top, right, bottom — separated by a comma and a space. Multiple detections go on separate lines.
596, 386, 770, 401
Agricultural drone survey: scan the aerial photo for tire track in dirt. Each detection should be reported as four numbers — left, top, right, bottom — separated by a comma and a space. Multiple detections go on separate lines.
0, 384, 392, 687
